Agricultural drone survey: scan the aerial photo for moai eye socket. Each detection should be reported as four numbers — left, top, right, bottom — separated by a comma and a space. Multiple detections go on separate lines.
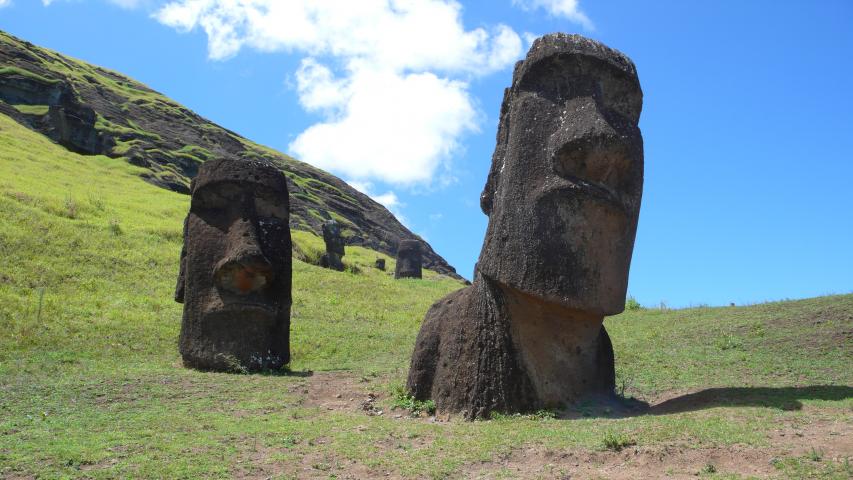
254, 193, 288, 220
553, 135, 631, 194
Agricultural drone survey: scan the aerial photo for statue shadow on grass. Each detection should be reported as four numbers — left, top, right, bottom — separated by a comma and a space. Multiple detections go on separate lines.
562, 385, 853, 419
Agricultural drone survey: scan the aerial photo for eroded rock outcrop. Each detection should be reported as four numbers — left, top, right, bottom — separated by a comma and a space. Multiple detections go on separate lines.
175, 158, 292, 372
0, 71, 111, 155
407, 34, 644, 419
394, 239, 422, 279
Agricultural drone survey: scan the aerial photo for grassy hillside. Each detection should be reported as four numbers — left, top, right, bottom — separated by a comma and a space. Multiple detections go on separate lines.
0, 113, 851, 478
0, 30, 461, 278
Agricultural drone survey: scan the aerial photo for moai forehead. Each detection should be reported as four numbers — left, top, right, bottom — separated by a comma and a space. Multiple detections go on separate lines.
191, 158, 289, 196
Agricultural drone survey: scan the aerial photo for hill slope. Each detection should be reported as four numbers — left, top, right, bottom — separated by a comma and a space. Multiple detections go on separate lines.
0, 30, 461, 278
1, 110, 851, 478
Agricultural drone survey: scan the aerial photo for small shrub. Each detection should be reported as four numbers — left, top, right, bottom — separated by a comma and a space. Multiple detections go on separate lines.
64, 195, 78, 219
108, 218, 122, 236
344, 263, 361, 275
715, 334, 743, 351
601, 431, 635, 451
390, 384, 436, 416
700, 463, 716, 474
625, 295, 642, 311
530, 409, 557, 420
615, 372, 633, 397
807, 447, 823, 462
88, 194, 105, 211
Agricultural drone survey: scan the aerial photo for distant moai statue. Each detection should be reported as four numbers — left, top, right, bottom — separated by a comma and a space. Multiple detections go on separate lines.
320, 219, 345, 271
375, 258, 386, 271
175, 158, 292, 372
407, 34, 644, 418
394, 240, 422, 279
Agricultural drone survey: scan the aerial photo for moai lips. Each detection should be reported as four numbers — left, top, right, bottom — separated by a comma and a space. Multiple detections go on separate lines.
175, 158, 292, 372
407, 34, 643, 418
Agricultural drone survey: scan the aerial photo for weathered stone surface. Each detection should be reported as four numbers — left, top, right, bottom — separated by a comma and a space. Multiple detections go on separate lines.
394, 239, 422, 279
175, 158, 292, 372
0, 72, 111, 155
375, 258, 386, 271
407, 33, 642, 419
320, 219, 345, 271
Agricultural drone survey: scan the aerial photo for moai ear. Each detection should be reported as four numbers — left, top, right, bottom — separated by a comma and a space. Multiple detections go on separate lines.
174, 215, 188, 303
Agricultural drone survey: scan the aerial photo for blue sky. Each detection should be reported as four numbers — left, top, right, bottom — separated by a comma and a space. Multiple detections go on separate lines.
2, 0, 851, 307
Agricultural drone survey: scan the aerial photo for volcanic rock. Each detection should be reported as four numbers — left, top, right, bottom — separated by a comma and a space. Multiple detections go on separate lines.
407, 33, 644, 418
175, 158, 292, 372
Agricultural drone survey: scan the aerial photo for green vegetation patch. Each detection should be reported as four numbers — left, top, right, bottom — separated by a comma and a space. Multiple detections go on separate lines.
11, 104, 49, 116
0, 65, 61, 85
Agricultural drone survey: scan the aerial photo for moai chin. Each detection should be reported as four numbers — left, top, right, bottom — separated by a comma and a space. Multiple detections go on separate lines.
175, 158, 292, 372
320, 219, 346, 271
394, 239, 422, 279
407, 33, 644, 419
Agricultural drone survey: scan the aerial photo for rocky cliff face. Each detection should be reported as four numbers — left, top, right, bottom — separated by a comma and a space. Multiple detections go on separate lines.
0, 30, 459, 279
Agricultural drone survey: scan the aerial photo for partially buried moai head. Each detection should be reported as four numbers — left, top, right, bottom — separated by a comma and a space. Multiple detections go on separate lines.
478, 33, 644, 316
322, 220, 345, 257
175, 158, 292, 371
394, 239, 422, 279
320, 219, 345, 271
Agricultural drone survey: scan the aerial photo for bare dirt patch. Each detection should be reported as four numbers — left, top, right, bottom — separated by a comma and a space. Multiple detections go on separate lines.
233, 372, 853, 479
300, 371, 389, 415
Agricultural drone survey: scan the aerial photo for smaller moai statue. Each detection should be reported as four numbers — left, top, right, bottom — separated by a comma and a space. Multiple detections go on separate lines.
175, 158, 292, 372
394, 239, 422, 279
319, 219, 345, 271
375, 258, 386, 271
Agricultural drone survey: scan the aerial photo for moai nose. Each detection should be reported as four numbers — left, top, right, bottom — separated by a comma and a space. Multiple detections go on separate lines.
214, 217, 275, 295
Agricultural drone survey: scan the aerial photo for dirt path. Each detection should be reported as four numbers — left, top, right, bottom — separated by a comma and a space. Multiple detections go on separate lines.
239, 372, 852, 479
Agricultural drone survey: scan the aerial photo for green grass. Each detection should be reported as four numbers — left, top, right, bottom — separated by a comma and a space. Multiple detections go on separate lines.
0, 65, 61, 84
0, 112, 851, 478
1, 30, 382, 249
10, 104, 49, 116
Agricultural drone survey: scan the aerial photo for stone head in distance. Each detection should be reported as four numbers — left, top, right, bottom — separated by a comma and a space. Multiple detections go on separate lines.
175, 158, 292, 372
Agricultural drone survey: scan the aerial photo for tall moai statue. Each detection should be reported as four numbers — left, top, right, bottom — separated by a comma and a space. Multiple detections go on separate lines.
394, 239, 422, 279
407, 34, 644, 418
175, 158, 292, 372
320, 219, 346, 271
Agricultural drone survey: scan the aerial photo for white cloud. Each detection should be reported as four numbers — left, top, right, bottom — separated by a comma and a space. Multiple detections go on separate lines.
43, 0, 146, 8
154, 0, 522, 187
513, 0, 594, 31
0, 0, 11, 8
